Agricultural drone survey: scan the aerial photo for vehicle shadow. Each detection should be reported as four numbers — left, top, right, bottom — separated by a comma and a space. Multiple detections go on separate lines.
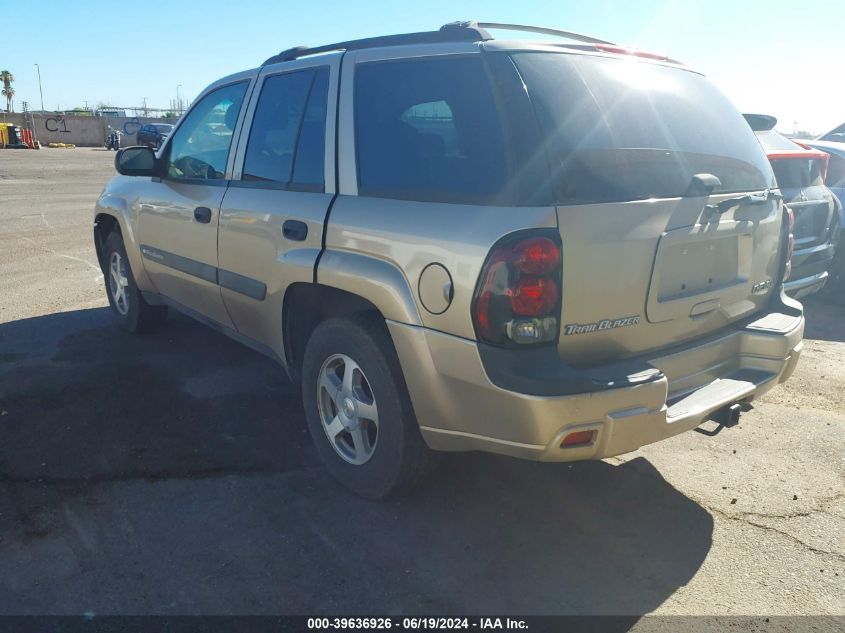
802, 294, 845, 343
0, 308, 713, 622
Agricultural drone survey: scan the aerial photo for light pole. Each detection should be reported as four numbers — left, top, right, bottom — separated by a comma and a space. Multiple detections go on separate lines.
34, 63, 44, 112
177, 84, 182, 114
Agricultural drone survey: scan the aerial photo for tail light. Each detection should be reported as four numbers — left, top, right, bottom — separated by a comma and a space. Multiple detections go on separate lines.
472, 231, 562, 346
783, 206, 794, 282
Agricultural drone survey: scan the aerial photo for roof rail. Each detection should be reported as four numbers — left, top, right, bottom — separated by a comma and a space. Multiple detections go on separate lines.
451, 20, 616, 45
262, 24, 492, 66
261, 21, 622, 66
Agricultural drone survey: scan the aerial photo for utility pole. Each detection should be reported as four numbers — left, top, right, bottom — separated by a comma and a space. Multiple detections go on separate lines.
34, 63, 44, 112
177, 84, 182, 114
141, 96, 148, 118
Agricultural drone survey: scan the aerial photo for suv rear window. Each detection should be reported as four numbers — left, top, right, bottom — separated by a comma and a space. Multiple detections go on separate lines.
770, 157, 825, 190
354, 56, 511, 205
512, 53, 775, 205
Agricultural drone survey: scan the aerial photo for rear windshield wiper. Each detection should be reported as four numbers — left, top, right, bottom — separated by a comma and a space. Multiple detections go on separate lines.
705, 189, 781, 217
689, 174, 781, 222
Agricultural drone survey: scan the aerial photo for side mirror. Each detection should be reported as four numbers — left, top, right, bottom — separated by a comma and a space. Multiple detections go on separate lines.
115, 146, 157, 177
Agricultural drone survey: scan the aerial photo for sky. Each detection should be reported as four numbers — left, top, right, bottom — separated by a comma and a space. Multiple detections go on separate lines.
2, 0, 843, 135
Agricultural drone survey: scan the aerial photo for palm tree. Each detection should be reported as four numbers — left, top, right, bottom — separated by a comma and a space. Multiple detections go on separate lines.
1, 87, 14, 113
1, 70, 15, 112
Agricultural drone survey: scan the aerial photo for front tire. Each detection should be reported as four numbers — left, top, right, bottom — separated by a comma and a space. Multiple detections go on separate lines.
103, 232, 167, 332
301, 314, 436, 499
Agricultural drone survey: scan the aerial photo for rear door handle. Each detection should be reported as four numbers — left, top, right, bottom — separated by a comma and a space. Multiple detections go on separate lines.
282, 219, 308, 241
194, 207, 212, 224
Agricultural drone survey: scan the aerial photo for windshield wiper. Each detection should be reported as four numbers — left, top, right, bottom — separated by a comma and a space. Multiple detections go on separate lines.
688, 173, 781, 222
705, 189, 781, 218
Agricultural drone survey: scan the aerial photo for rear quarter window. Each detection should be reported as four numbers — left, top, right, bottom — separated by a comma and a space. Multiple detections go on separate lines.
354, 56, 513, 205
512, 53, 775, 205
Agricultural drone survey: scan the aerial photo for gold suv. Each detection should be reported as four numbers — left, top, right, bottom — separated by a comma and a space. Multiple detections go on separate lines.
94, 22, 805, 498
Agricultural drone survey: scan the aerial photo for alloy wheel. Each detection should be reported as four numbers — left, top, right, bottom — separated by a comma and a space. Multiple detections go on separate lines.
317, 353, 379, 465
108, 251, 130, 316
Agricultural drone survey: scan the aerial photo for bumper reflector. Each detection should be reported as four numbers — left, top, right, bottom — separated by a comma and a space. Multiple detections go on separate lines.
561, 430, 596, 448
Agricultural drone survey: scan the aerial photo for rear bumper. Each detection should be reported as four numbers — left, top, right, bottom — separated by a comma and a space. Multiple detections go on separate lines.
784, 270, 828, 299
785, 241, 835, 298
389, 294, 804, 462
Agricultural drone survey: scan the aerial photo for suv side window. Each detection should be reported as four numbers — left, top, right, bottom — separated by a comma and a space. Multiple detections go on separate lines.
242, 66, 329, 190
399, 100, 459, 158
292, 67, 329, 189
165, 81, 248, 181
354, 56, 510, 205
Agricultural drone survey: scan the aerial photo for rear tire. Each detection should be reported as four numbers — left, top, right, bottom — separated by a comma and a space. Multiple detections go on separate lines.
301, 314, 437, 499
103, 232, 167, 332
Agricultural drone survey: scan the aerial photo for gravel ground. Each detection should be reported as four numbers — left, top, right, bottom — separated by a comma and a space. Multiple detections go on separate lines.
0, 148, 842, 618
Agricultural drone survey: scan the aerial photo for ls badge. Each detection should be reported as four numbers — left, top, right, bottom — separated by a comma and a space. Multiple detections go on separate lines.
751, 279, 774, 295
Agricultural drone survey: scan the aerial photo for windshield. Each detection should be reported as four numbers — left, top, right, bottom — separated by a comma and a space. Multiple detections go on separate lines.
512, 53, 776, 205
156, 125, 173, 134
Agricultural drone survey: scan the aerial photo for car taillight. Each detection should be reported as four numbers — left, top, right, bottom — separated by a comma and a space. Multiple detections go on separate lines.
472, 231, 562, 346
783, 206, 795, 282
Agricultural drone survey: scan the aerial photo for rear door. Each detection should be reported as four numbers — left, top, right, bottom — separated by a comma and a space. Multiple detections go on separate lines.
512, 52, 782, 364
217, 54, 339, 356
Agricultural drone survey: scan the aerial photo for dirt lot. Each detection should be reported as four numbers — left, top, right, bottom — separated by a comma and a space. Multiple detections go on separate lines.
0, 148, 843, 617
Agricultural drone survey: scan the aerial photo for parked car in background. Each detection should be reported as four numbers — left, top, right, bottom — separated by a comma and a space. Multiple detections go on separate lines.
94, 23, 804, 498
799, 139, 845, 301
744, 114, 841, 298
818, 122, 845, 143
137, 123, 174, 149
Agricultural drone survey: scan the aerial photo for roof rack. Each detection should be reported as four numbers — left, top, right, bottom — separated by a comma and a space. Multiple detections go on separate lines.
261, 20, 618, 66
460, 21, 616, 45
262, 23, 492, 66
